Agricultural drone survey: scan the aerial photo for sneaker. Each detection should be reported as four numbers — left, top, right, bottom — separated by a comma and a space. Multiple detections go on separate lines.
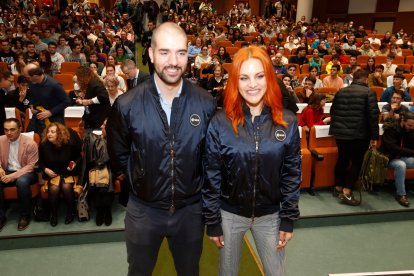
333, 187, 342, 198
395, 195, 410, 207
338, 193, 360, 206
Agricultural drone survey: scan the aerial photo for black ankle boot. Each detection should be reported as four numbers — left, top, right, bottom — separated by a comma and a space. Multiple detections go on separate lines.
50, 213, 58, 227
65, 212, 74, 224
96, 210, 104, 226
104, 208, 112, 226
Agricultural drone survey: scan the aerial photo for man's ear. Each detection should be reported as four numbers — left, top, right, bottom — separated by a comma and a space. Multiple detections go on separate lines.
149, 47, 154, 64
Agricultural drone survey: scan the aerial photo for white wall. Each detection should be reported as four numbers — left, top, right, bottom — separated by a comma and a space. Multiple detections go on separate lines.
398, 0, 414, 12
348, 0, 377, 14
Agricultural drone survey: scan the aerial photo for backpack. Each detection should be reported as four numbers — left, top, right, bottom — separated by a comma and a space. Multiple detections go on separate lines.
359, 147, 389, 191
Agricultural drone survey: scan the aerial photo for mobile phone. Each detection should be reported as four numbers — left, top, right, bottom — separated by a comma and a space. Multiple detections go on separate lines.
67, 161, 75, 171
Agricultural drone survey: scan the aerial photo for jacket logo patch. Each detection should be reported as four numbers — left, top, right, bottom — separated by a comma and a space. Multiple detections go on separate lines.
275, 130, 286, 141
190, 114, 201, 127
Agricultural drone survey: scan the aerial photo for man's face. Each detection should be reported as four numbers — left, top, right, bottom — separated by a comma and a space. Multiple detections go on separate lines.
149, 29, 188, 86
298, 50, 306, 57
1, 41, 10, 51
304, 80, 314, 90
288, 67, 296, 76
31, 34, 39, 43
0, 75, 13, 89
48, 44, 56, 54
97, 38, 104, 46
122, 66, 137, 80
404, 119, 414, 131
349, 57, 356, 65
391, 92, 402, 105
27, 44, 35, 53
90, 54, 98, 62
393, 77, 403, 88
73, 45, 81, 54
3, 121, 21, 142
331, 67, 338, 76
148, 23, 155, 31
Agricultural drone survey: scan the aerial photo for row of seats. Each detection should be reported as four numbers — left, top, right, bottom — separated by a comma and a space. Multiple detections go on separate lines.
303, 125, 414, 189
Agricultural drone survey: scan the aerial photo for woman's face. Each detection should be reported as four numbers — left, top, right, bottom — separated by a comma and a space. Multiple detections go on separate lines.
117, 48, 124, 56
214, 66, 222, 77
282, 76, 291, 87
310, 68, 318, 76
368, 58, 374, 65
313, 49, 319, 57
47, 126, 58, 144
106, 81, 118, 95
89, 64, 98, 72
107, 56, 115, 64
238, 58, 267, 109
219, 47, 225, 55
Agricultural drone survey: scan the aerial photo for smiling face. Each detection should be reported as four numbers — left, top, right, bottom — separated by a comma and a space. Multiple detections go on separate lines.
238, 58, 267, 110
46, 125, 58, 144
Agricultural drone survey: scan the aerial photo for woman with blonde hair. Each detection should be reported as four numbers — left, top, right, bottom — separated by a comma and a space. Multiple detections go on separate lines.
104, 75, 123, 106
39, 123, 82, 226
203, 46, 301, 276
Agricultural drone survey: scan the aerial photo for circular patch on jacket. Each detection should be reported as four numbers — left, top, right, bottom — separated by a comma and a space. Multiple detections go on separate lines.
190, 114, 201, 127
275, 130, 286, 141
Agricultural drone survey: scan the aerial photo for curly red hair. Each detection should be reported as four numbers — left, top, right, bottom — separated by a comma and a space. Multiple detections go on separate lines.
224, 46, 286, 134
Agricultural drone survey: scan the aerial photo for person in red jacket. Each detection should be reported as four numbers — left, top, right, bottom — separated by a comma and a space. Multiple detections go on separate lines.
299, 93, 331, 132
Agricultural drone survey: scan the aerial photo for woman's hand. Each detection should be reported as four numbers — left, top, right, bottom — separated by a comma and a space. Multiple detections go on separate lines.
323, 117, 331, 124
45, 168, 57, 178
276, 231, 293, 251
209, 235, 225, 248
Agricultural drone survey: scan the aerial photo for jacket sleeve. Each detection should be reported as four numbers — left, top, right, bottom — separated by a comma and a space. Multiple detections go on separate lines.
49, 83, 70, 116
279, 119, 301, 232
403, 88, 412, 102
202, 116, 223, 237
382, 124, 414, 157
366, 90, 380, 140
106, 98, 131, 174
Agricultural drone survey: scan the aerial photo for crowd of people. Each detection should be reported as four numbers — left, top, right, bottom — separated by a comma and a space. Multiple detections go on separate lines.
0, 0, 414, 275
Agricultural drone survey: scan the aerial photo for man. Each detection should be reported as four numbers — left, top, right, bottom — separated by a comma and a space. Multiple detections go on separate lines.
5, 75, 31, 113
108, 36, 134, 59
65, 44, 87, 66
24, 42, 39, 63
88, 51, 104, 75
380, 74, 411, 102
106, 22, 215, 276
31, 32, 48, 54
354, 25, 367, 38
48, 42, 65, 74
382, 90, 409, 121
142, 21, 156, 75
277, 46, 289, 65
271, 53, 287, 74
387, 66, 407, 89
368, 30, 381, 45
288, 46, 308, 68
0, 40, 17, 69
368, 65, 387, 88
330, 70, 379, 205
0, 118, 38, 231
381, 111, 414, 207
358, 39, 375, 57
382, 55, 398, 75
84, 26, 98, 44
343, 55, 357, 74
129, 0, 145, 41
343, 64, 362, 87
41, 28, 56, 44
24, 64, 70, 134
322, 64, 344, 92
94, 37, 110, 55
121, 59, 149, 90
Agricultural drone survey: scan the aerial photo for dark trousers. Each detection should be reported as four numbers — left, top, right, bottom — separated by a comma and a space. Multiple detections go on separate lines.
335, 139, 370, 190
0, 171, 37, 219
125, 196, 204, 276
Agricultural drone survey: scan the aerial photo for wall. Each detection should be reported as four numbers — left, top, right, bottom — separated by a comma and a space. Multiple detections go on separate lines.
312, 0, 414, 33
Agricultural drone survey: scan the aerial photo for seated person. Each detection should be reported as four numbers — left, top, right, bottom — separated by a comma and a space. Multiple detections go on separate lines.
38, 123, 82, 227
343, 64, 362, 87
271, 53, 287, 74
387, 66, 407, 89
325, 55, 343, 75
299, 93, 331, 132
297, 76, 316, 103
0, 118, 38, 231
288, 46, 309, 69
281, 74, 300, 103
206, 64, 225, 98
343, 55, 357, 74
382, 55, 398, 75
382, 90, 410, 121
380, 74, 411, 102
380, 111, 414, 207
286, 64, 300, 88
5, 75, 31, 113
368, 65, 387, 88
301, 66, 323, 89
322, 64, 344, 92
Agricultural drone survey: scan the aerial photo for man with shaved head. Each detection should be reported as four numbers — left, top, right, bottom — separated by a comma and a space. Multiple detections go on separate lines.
107, 22, 215, 275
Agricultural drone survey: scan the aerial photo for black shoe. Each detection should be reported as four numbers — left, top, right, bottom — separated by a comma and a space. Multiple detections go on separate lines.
96, 210, 104, 226
338, 193, 360, 206
50, 214, 58, 227
17, 217, 30, 231
65, 213, 74, 225
395, 195, 410, 207
333, 187, 342, 198
0, 217, 6, 232
104, 210, 112, 226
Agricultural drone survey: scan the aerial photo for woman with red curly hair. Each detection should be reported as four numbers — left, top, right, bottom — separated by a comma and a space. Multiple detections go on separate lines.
203, 46, 301, 275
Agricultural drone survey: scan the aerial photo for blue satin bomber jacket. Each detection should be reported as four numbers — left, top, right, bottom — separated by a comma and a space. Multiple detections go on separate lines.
202, 106, 301, 236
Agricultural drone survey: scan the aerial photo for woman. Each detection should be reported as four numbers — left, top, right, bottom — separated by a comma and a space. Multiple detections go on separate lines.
308, 49, 324, 72
375, 43, 390, 56
364, 57, 376, 74
302, 66, 323, 88
218, 46, 232, 64
101, 55, 123, 77
114, 45, 129, 63
39, 50, 53, 76
203, 46, 301, 275
75, 66, 110, 130
104, 75, 123, 106
297, 76, 316, 103
206, 64, 225, 96
299, 93, 330, 132
194, 45, 211, 79
38, 123, 82, 226
11, 53, 26, 75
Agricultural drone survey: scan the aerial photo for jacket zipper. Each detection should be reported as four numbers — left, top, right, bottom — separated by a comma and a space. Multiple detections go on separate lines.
169, 133, 176, 213
252, 123, 260, 222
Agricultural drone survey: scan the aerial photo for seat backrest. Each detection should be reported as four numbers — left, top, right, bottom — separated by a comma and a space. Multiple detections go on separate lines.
394, 56, 405, 64
53, 74, 74, 94
369, 86, 385, 101
61, 62, 81, 73
222, 63, 233, 74
309, 126, 336, 149
405, 56, 414, 65
374, 55, 387, 65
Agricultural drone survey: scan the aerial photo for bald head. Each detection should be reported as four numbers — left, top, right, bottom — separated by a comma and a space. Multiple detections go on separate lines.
151, 22, 187, 49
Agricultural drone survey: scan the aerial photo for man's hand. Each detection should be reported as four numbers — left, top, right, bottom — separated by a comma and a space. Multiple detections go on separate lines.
36, 110, 52, 120
1, 174, 13, 183
0, 167, 5, 177
209, 235, 225, 248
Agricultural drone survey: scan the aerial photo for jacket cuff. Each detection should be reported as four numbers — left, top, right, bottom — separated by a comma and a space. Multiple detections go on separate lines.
280, 218, 294, 233
206, 223, 223, 237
